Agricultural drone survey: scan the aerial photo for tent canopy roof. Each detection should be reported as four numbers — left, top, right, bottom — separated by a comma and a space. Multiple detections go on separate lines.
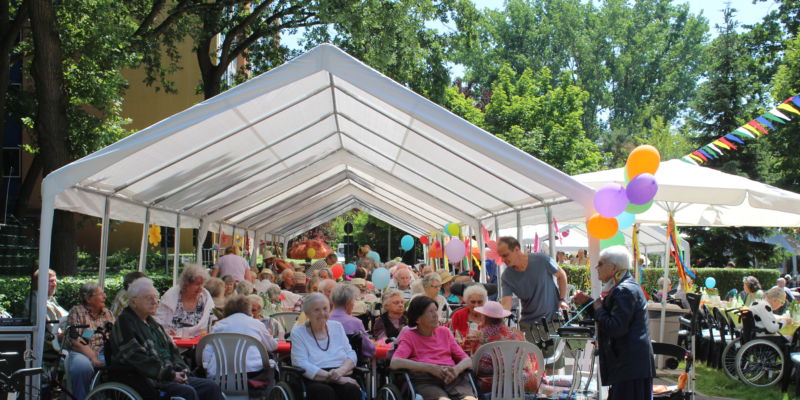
42, 44, 594, 236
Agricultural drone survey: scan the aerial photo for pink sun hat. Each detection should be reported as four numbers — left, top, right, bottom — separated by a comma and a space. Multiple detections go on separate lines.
474, 301, 511, 319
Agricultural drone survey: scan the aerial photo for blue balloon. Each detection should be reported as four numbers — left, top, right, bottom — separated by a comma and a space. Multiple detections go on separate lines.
616, 211, 635, 230
400, 235, 414, 251
372, 267, 391, 290
705, 276, 716, 289
344, 263, 356, 276
368, 250, 381, 265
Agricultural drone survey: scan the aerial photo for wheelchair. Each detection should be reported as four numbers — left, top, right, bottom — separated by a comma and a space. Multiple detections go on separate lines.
267, 332, 373, 400
719, 308, 788, 387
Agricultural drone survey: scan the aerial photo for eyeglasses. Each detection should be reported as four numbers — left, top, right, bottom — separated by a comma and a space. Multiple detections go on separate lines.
138, 296, 160, 304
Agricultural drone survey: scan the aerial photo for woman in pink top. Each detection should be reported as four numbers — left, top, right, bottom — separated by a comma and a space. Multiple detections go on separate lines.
390, 296, 477, 400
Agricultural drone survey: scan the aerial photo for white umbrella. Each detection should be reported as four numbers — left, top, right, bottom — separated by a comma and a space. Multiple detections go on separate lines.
573, 159, 800, 227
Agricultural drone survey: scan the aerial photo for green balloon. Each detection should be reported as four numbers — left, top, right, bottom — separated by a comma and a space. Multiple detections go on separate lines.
600, 231, 625, 249
624, 168, 630, 184
625, 199, 654, 214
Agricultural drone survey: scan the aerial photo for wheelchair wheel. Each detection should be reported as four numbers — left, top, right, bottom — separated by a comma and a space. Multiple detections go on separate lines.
735, 339, 785, 387
721, 341, 741, 381
85, 382, 143, 400
376, 383, 402, 400
268, 381, 296, 400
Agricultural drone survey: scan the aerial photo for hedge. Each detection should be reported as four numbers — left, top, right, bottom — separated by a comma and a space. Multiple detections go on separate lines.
0, 271, 174, 318
560, 265, 779, 297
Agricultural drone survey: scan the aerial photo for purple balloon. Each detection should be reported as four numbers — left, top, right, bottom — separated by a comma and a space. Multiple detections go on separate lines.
594, 183, 628, 218
445, 238, 466, 260
626, 173, 658, 205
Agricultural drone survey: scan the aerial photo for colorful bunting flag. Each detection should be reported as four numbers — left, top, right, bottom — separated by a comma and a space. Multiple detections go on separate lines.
682, 93, 800, 165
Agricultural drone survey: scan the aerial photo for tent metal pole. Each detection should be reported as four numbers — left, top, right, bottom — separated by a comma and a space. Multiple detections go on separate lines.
34, 194, 56, 381
252, 230, 260, 267
659, 228, 670, 344
477, 223, 486, 284
387, 227, 391, 260
98, 196, 111, 288
282, 236, 289, 260
516, 211, 522, 243
196, 218, 204, 267
173, 214, 181, 286
546, 206, 556, 258
139, 208, 150, 272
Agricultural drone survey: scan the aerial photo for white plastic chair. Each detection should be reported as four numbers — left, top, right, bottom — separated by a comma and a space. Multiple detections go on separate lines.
471, 340, 545, 400
196, 333, 270, 400
271, 312, 300, 333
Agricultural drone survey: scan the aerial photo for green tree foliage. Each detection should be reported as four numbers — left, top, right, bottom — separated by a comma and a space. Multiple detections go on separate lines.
454, 0, 707, 153
445, 64, 602, 174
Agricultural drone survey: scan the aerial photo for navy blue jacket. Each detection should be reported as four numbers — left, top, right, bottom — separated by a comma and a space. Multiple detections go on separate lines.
589, 272, 655, 385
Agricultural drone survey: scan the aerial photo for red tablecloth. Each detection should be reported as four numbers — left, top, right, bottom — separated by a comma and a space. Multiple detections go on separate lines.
274, 341, 391, 358
173, 335, 203, 348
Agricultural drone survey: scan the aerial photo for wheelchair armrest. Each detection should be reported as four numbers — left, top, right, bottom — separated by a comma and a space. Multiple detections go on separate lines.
353, 366, 370, 375
280, 365, 306, 376
679, 316, 691, 327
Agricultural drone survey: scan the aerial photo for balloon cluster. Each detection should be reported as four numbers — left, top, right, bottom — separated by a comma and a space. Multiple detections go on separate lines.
587, 145, 661, 245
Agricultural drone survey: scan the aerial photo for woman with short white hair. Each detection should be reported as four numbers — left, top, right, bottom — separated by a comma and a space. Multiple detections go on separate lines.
572, 246, 654, 400
290, 293, 360, 399
413, 272, 451, 322
156, 264, 214, 337
372, 289, 407, 341
450, 284, 487, 340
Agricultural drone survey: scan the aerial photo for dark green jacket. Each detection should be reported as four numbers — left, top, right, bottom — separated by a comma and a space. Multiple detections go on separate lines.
109, 307, 188, 388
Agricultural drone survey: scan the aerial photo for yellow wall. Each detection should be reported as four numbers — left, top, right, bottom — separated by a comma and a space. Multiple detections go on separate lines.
75, 39, 205, 254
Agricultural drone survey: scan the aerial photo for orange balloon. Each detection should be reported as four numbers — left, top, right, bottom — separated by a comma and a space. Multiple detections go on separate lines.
587, 213, 619, 240
626, 145, 661, 179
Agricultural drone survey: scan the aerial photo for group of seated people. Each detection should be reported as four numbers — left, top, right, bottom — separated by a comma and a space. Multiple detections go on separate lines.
29, 245, 532, 400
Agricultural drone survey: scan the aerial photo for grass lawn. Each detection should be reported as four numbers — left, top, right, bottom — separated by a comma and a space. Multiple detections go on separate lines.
690, 362, 787, 399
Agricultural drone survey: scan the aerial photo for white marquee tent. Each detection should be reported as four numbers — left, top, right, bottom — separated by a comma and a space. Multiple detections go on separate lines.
29, 44, 598, 372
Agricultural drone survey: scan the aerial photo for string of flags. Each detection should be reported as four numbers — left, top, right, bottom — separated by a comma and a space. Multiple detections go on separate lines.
680, 93, 800, 165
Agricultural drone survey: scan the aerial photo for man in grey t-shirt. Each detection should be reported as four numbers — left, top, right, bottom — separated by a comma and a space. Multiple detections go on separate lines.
498, 236, 569, 364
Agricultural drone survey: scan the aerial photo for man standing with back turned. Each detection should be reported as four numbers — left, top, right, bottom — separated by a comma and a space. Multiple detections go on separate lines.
497, 236, 569, 367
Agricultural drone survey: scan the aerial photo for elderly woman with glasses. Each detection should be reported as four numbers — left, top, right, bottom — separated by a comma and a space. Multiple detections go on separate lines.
372, 288, 407, 342
414, 272, 451, 323
572, 246, 655, 400
66, 282, 115, 400
156, 264, 215, 337
290, 292, 361, 400
110, 278, 223, 400
450, 284, 487, 341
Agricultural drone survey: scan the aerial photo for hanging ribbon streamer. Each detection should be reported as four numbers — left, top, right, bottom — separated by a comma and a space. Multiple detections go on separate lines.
681, 93, 800, 165
533, 233, 540, 253
553, 217, 563, 245
632, 224, 641, 285
668, 212, 695, 292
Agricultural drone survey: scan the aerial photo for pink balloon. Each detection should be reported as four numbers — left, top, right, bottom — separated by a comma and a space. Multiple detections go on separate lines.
445, 238, 466, 260
594, 183, 628, 218
626, 173, 658, 205
561, 230, 569, 238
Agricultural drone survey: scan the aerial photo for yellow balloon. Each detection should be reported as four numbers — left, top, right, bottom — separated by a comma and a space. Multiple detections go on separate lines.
307, 248, 316, 258
447, 223, 461, 236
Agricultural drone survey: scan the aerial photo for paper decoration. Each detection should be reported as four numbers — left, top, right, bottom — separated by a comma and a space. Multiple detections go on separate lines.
681, 93, 800, 165
148, 224, 161, 246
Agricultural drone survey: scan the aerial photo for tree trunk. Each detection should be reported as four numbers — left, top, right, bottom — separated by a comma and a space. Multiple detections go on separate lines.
15, 153, 40, 216
29, 0, 76, 275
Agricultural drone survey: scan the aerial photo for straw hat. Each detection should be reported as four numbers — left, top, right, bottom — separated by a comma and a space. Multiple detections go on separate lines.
474, 301, 511, 319
437, 269, 454, 285
263, 250, 275, 259
351, 278, 367, 287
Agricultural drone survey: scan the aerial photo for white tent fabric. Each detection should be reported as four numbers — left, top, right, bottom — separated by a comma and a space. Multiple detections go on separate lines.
572, 159, 800, 227
34, 44, 598, 373
42, 44, 594, 236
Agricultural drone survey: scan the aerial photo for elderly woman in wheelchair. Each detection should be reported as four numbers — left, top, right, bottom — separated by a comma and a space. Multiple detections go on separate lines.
108, 278, 223, 400
388, 295, 477, 400
287, 292, 362, 399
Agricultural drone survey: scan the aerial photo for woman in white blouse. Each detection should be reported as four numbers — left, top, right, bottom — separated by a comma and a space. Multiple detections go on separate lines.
289, 293, 361, 399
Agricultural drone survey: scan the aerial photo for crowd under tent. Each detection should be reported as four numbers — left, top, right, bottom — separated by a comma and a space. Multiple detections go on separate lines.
30, 44, 597, 373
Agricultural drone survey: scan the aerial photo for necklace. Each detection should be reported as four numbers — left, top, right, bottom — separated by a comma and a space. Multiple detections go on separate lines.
307, 323, 330, 351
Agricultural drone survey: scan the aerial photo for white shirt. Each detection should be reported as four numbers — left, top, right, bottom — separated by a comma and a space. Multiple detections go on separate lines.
213, 254, 250, 281
290, 320, 357, 379
203, 312, 278, 375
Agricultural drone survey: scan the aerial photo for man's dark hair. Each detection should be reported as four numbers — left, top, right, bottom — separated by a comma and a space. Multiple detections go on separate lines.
123, 271, 147, 290
326, 253, 338, 262
406, 296, 437, 328
497, 236, 520, 251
